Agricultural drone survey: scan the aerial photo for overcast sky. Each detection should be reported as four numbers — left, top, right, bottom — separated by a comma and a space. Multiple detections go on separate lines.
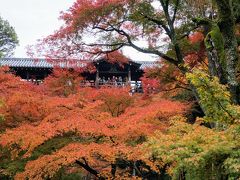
0, 0, 75, 57
0, 0, 156, 61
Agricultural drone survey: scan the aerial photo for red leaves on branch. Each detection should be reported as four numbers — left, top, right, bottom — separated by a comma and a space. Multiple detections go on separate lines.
43, 68, 83, 97
5, 91, 46, 126
141, 62, 188, 97
104, 51, 129, 66
0, 67, 28, 97
188, 32, 204, 44
95, 87, 133, 117
60, 0, 126, 29
185, 31, 207, 69
141, 76, 160, 95
28, 0, 162, 61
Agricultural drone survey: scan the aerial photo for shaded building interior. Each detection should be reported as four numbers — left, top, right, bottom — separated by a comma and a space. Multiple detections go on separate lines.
0, 58, 157, 87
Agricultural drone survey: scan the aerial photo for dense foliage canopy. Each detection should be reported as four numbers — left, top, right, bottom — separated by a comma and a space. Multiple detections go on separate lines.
0, 67, 188, 179
0, 67, 240, 179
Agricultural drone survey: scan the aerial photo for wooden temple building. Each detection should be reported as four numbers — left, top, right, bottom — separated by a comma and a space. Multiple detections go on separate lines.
0, 58, 157, 87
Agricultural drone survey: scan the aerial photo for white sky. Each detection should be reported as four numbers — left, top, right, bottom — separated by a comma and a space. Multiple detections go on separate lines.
0, 0, 156, 61
0, 0, 75, 57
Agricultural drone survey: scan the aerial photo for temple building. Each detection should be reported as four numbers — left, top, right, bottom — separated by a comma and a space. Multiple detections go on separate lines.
0, 58, 157, 88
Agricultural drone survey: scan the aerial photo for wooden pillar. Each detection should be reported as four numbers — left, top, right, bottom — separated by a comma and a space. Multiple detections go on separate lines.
95, 63, 99, 88
44, 69, 47, 79
128, 63, 132, 85
26, 71, 29, 81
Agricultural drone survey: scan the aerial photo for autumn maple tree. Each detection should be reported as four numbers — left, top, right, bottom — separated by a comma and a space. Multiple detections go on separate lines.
29, 0, 240, 106
141, 30, 207, 99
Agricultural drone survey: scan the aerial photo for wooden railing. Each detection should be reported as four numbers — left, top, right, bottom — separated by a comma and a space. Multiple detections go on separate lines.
80, 81, 129, 87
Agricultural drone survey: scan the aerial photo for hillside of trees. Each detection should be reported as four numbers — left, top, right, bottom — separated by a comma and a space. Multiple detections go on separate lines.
1, 0, 240, 179
0, 66, 238, 179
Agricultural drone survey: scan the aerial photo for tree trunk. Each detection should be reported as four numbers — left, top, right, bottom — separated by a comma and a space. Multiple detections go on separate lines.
193, 18, 228, 84
215, 0, 240, 104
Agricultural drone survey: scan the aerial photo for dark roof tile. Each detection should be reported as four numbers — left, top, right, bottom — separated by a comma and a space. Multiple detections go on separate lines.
0, 58, 158, 69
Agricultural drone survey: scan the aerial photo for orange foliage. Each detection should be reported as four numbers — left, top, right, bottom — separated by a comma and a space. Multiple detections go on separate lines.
43, 68, 83, 97
95, 87, 133, 117
0, 67, 28, 98
4, 91, 46, 126
141, 63, 187, 97
0, 90, 187, 178
15, 143, 132, 180
104, 51, 129, 67
0, 67, 46, 130
188, 32, 204, 44
0, 66, 189, 179
141, 76, 161, 95
185, 31, 207, 70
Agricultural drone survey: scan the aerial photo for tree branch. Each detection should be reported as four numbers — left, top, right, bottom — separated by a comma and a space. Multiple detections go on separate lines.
138, 12, 171, 37
76, 158, 100, 178
172, 0, 180, 23
106, 25, 179, 66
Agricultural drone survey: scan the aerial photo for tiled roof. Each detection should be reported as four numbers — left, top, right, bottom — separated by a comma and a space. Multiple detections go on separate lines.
137, 61, 158, 69
0, 58, 53, 68
0, 58, 88, 68
0, 58, 157, 69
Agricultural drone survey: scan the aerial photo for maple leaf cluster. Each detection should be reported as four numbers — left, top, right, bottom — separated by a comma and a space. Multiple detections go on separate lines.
141, 63, 189, 99
43, 68, 83, 97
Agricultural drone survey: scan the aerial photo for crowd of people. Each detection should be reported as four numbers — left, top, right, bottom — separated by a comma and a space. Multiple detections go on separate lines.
23, 75, 143, 94
98, 76, 127, 86
80, 76, 128, 87
80, 76, 143, 93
